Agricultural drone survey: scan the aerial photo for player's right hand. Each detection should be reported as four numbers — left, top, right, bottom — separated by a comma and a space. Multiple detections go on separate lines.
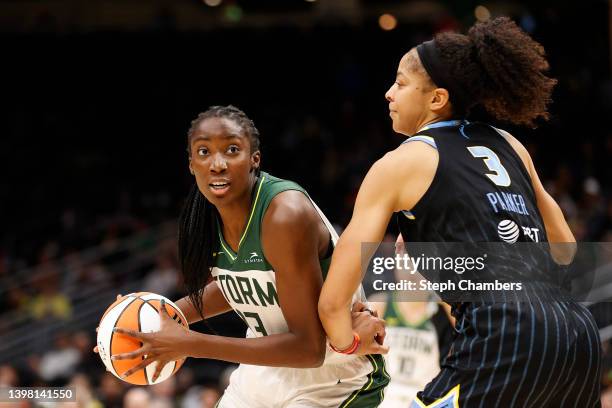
93, 294, 123, 354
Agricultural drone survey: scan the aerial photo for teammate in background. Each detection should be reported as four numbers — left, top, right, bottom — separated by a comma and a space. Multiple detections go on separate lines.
319, 17, 601, 406
369, 234, 453, 407
111, 106, 389, 407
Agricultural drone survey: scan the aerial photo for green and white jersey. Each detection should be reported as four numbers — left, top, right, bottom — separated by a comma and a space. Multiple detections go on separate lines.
212, 172, 365, 342
210, 172, 390, 407
382, 296, 440, 388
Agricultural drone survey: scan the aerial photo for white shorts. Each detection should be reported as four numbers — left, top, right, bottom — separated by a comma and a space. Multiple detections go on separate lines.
215, 354, 389, 408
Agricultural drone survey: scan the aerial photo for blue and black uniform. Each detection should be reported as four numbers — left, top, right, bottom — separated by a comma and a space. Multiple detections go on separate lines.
399, 120, 601, 407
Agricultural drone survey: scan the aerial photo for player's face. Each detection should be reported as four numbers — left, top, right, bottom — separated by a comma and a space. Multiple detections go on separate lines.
385, 50, 434, 136
189, 117, 260, 206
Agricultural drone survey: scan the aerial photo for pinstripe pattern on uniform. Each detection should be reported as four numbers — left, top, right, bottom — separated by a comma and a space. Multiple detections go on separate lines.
528, 285, 561, 406
571, 304, 601, 406
537, 299, 568, 407
520, 298, 549, 406
493, 290, 518, 405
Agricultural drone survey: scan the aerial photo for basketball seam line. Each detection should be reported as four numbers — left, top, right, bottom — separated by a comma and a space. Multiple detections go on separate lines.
136, 299, 149, 385
109, 296, 138, 377
139, 296, 185, 383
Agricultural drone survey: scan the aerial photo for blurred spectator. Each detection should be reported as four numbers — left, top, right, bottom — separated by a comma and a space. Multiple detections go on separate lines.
62, 373, 104, 408
150, 400, 175, 408
98, 372, 126, 408
124, 387, 151, 408
602, 386, 612, 408
74, 331, 104, 378
150, 375, 177, 407
143, 252, 179, 297
64, 255, 113, 302
200, 385, 221, 408
0, 365, 19, 387
180, 384, 220, 408
26, 264, 72, 321
38, 332, 80, 384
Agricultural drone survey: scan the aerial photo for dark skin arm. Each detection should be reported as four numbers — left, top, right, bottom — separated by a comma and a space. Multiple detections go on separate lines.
113, 191, 333, 379
175, 282, 233, 325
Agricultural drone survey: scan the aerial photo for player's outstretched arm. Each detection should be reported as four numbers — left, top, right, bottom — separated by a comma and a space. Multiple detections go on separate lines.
319, 141, 437, 351
175, 282, 232, 325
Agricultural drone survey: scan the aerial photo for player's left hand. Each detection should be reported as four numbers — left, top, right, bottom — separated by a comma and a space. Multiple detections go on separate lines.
351, 301, 386, 345
350, 305, 389, 355
111, 299, 190, 381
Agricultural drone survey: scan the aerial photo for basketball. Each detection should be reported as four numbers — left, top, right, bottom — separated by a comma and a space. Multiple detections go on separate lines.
96, 292, 188, 385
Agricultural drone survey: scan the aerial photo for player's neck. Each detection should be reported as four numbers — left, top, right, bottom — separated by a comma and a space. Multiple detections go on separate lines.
415, 112, 453, 134
216, 177, 258, 250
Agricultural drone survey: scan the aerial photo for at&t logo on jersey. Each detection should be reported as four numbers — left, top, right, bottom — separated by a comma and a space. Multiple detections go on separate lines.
497, 220, 540, 243
497, 219, 520, 243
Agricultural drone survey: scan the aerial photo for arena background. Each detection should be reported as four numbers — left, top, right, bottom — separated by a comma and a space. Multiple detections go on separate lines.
1, 0, 611, 407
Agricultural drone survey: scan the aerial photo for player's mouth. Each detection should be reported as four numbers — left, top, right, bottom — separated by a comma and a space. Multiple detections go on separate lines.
209, 180, 231, 196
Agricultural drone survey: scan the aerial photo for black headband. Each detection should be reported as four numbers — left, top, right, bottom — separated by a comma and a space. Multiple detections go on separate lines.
416, 40, 469, 113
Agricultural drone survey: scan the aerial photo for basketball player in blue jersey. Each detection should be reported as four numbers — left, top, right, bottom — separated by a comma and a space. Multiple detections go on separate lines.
319, 17, 601, 407
110, 106, 389, 407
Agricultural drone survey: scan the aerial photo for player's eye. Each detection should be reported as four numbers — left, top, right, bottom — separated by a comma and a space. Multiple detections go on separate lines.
197, 147, 208, 156
227, 145, 240, 154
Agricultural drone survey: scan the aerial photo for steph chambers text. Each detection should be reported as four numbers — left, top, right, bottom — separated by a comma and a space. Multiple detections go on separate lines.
373, 279, 523, 292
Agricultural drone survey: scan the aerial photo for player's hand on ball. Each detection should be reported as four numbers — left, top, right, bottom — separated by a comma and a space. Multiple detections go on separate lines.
111, 299, 190, 381
93, 294, 123, 354
351, 310, 389, 355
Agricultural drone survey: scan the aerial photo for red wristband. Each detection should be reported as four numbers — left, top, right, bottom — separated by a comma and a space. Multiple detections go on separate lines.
330, 333, 361, 354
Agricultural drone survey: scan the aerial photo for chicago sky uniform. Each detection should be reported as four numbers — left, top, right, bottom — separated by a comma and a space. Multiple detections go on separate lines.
398, 121, 601, 407
213, 172, 389, 408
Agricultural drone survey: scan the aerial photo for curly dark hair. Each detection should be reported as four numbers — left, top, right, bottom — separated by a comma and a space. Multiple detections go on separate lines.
425, 17, 557, 127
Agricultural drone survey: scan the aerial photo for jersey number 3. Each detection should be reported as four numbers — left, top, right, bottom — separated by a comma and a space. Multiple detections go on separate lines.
467, 146, 511, 187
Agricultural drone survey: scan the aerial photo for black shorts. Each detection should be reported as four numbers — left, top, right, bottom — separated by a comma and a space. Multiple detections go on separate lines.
414, 301, 602, 408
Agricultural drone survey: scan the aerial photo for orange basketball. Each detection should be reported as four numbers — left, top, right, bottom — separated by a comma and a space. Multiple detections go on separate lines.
96, 292, 188, 385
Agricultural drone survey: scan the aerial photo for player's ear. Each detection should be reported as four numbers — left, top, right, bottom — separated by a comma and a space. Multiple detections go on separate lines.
430, 87, 450, 111
251, 150, 261, 173
188, 159, 194, 176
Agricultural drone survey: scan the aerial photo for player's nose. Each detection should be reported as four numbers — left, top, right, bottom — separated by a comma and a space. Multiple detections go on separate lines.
210, 153, 228, 173
385, 85, 395, 102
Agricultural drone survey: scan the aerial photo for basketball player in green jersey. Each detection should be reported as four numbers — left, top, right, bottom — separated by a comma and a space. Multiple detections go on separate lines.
111, 106, 389, 407
369, 235, 453, 407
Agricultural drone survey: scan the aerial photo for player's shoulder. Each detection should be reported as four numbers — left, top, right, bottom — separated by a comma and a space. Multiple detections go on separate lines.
490, 126, 533, 174
261, 188, 323, 259
265, 189, 315, 227
371, 139, 438, 179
